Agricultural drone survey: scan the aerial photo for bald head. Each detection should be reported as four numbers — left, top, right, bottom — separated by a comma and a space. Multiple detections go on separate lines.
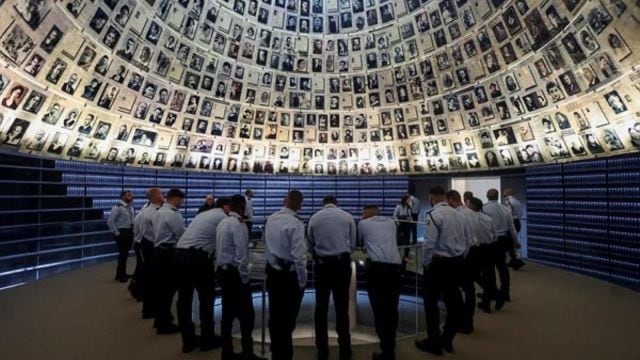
487, 188, 499, 201
362, 205, 380, 219
147, 187, 164, 205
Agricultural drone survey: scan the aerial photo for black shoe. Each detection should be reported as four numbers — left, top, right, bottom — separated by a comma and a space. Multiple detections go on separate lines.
414, 338, 443, 356
317, 348, 329, 360
141, 312, 154, 319
504, 293, 511, 302
182, 336, 201, 353
372, 352, 395, 360
242, 353, 267, 360
442, 342, 454, 354
221, 350, 242, 360
200, 334, 223, 351
478, 302, 491, 313
339, 348, 353, 360
459, 323, 474, 334
156, 323, 180, 334
495, 296, 506, 311
509, 259, 525, 271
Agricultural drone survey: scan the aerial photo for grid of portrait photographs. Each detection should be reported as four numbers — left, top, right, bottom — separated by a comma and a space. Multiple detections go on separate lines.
0, 0, 639, 175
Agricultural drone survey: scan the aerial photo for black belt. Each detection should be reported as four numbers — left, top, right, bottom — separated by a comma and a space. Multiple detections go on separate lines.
432, 255, 464, 262
316, 252, 350, 264
217, 264, 238, 271
157, 243, 176, 250
272, 256, 294, 271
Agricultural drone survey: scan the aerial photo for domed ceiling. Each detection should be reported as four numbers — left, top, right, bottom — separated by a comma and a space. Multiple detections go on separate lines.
0, 0, 638, 175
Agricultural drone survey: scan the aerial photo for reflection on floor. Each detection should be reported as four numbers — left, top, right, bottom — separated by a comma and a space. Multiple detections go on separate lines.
1, 260, 639, 360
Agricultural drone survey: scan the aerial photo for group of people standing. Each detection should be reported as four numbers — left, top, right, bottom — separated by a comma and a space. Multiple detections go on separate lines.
108, 188, 261, 359
106, 185, 524, 360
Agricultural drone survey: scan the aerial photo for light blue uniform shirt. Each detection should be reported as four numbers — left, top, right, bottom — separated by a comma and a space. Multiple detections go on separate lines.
152, 203, 186, 247
456, 205, 477, 250
483, 201, 517, 239
307, 204, 356, 257
107, 201, 134, 235
504, 195, 523, 219
357, 216, 401, 264
216, 212, 250, 283
264, 207, 307, 288
471, 211, 498, 245
177, 208, 227, 255
422, 202, 467, 266
134, 203, 160, 243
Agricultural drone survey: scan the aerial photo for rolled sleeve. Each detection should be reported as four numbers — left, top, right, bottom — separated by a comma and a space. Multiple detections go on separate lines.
290, 222, 308, 289
234, 221, 250, 284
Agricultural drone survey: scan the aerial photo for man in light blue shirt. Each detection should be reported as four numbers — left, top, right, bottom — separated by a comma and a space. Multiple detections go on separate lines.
467, 197, 503, 313
149, 188, 185, 334
173, 197, 230, 353
358, 205, 403, 360
415, 186, 465, 357
307, 195, 357, 360
264, 190, 307, 360
135, 187, 163, 319
446, 190, 477, 334
503, 188, 525, 270
107, 190, 135, 282
216, 195, 266, 360
484, 188, 518, 303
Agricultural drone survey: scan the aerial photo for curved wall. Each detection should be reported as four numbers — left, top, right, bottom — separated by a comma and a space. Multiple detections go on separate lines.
0, 0, 638, 175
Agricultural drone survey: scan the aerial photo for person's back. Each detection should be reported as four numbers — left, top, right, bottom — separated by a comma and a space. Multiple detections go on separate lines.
306, 196, 356, 360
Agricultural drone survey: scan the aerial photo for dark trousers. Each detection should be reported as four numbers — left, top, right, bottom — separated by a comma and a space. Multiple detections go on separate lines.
114, 228, 133, 279
128, 241, 144, 298
423, 256, 464, 347
219, 266, 255, 354
496, 235, 512, 296
246, 221, 253, 237
478, 243, 501, 304
314, 255, 352, 355
174, 248, 216, 345
150, 247, 177, 327
367, 262, 403, 357
266, 264, 304, 360
460, 247, 479, 328
410, 213, 419, 243
140, 239, 155, 316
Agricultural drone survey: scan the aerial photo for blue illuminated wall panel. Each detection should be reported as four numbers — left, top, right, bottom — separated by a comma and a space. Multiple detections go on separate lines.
0, 151, 407, 289
526, 155, 640, 291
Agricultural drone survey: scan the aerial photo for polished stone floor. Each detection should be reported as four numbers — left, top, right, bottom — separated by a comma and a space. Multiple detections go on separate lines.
1, 260, 639, 360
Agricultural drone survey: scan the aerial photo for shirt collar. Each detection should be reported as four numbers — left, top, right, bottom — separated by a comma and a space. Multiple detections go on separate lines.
280, 206, 299, 216
323, 204, 337, 209
433, 201, 448, 208
120, 200, 130, 207
163, 203, 177, 211
229, 211, 242, 219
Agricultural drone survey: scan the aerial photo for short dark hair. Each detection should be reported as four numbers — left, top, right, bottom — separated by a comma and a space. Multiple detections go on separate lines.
166, 188, 185, 199
229, 194, 246, 214
429, 185, 446, 196
245, 189, 253, 196
487, 188, 499, 201
215, 197, 230, 208
323, 195, 337, 205
446, 190, 461, 201
469, 197, 484, 212
120, 190, 131, 198
287, 189, 304, 208
463, 191, 473, 201
363, 205, 379, 211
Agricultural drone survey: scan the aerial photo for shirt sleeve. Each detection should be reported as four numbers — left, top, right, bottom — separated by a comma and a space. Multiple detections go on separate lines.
107, 206, 120, 235
233, 220, 250, 284
423, 212, 439, 266
508, 212, 518, 241
349, 216, 357, 252
171, 213, 187, 241
393, 205, 400, 221
306, 215, 316, 256
290, 221, 308, 289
